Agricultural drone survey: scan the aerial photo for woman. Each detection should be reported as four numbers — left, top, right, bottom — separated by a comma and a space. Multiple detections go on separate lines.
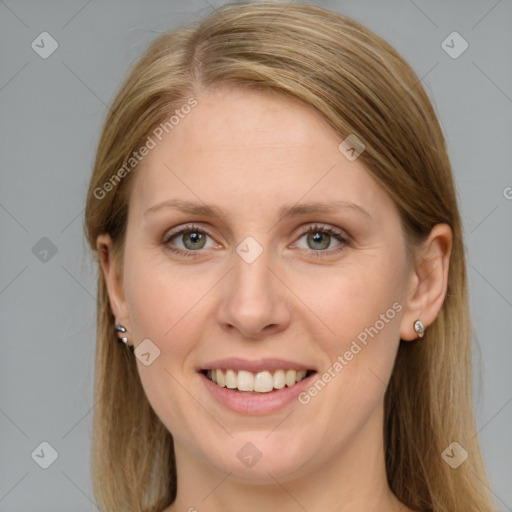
84, 2, 496, 511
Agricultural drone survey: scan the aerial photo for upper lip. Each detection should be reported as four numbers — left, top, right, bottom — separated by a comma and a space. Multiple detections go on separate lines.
199, 357, 316, 373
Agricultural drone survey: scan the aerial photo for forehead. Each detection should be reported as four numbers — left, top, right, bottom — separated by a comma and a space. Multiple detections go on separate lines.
150, 87, 339, 162
129, 87, 392, 221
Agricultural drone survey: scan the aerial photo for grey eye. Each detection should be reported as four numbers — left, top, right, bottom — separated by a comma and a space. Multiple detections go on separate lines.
181, 231, 207, 250
306, 231, 332, 250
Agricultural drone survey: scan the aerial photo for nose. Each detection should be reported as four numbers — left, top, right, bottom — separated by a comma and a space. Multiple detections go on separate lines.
216, 242, 292, 339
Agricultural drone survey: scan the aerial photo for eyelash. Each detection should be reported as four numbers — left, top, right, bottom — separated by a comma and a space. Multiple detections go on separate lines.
162, 223, 350, 259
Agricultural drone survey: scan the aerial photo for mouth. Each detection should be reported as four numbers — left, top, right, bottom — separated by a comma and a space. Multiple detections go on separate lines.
201, 368, 316, 394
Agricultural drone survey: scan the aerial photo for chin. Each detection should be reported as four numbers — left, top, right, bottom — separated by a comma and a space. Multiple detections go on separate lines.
202, 434, 318, 484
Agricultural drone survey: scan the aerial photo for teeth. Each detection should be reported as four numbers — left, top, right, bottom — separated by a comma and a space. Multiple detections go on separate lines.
207, 368, 310, 393
238, 370, 254, 391
273, 369, 285, 389
225, 369, 237, 389
216, 369, 225, 387
285, 369, 296, 387
253, 370, 273, 392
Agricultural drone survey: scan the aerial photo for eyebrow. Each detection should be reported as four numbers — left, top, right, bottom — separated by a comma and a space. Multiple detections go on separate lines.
144, 199, 371, 223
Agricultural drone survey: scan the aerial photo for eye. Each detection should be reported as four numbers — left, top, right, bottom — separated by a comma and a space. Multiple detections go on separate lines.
162, 224, 217, 256
293, 224, 350, 255
162, 223, 350, 258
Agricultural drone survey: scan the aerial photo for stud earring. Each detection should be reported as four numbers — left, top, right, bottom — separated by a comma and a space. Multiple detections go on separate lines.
115, 323, 129, 344
413, 319, 425, 338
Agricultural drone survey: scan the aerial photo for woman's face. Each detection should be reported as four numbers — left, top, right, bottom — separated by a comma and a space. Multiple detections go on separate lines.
114, 87, 416, 483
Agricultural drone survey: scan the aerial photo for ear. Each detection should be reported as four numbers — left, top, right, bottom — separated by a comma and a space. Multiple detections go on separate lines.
96, 234, 130, 333
400, 223, 452, 341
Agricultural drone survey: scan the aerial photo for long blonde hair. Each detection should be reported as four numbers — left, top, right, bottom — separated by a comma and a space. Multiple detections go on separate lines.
84, 2, 496, 511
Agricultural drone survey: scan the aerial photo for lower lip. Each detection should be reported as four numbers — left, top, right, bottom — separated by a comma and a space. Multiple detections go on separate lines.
199, 371, 316, 415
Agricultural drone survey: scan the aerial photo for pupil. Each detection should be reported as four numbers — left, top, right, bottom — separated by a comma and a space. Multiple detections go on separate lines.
185, 231, 205, 249
309, 231, 329, 250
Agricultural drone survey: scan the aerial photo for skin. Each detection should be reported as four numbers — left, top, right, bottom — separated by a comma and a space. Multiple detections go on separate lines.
98, 87, 452, 512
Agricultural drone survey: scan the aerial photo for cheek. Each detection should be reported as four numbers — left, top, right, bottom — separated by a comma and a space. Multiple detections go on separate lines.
122, 248, 223, 370
291, 265, 404, 445
303, 259, 404, 348
300, 253, 406, 397
124, 264, 172, 341
123, 247, 192, 350
122, 251, 209, 432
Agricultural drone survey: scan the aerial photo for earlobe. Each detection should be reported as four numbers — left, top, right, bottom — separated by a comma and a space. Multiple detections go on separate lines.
400, 223, 452, 341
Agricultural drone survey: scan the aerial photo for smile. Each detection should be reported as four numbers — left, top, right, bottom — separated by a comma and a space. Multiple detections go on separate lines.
203, 368, 314, 393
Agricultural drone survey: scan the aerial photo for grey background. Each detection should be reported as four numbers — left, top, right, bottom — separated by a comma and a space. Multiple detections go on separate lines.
0, 0, 511, 510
